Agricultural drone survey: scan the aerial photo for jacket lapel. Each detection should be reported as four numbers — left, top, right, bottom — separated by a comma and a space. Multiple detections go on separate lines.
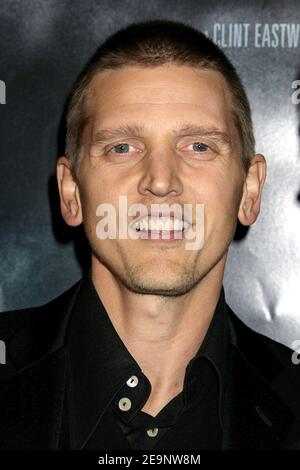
221, 345, 294, 449
0, 348, 67, 449
0, 280, 82, 449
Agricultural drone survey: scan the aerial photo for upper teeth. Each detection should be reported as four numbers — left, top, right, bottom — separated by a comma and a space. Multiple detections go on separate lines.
132, 218, 189, 231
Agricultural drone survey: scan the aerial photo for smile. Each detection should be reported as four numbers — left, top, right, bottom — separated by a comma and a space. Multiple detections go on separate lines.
132, 216, 191, 233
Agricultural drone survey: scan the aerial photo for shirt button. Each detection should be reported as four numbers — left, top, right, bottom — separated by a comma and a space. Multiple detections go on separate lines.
126, 375, 139, 388
118, 397, 132, 411
146, 427, 159, 437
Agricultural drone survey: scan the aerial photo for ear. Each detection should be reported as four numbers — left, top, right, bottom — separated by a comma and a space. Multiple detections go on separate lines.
238, 154, 267, 226
56, 156, 83, 226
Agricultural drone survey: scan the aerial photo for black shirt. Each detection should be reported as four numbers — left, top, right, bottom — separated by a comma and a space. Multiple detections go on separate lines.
60, 270, 230, 450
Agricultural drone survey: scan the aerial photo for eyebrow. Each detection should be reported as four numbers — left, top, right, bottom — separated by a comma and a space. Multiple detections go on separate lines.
91, 123, 231, 146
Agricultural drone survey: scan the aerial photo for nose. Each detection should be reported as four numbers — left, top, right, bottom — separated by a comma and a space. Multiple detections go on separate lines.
137, 147, 183, 198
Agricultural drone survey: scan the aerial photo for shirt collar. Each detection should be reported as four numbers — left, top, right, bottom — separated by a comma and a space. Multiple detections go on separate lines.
183, 284, 230, 427
66, 269, 230, 448
187, 282, 229, 381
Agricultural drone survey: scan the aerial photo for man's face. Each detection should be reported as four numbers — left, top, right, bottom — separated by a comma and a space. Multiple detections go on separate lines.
70, 65, 248, 296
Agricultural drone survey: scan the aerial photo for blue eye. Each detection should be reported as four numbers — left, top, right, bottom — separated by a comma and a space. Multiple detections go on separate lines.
192, 142, 209, 152
111, 143, 131, 153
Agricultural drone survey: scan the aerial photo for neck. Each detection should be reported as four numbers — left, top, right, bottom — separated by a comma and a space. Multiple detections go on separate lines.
91, 255, 226, 416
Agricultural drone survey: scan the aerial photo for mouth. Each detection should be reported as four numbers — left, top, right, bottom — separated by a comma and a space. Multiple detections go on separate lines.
130, 216, 192, 242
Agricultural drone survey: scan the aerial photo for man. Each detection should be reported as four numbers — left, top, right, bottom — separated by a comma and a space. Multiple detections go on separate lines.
0, 18, 300, 450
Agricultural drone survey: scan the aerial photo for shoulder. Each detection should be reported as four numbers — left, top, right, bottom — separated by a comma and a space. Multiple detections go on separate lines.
0, 278, 84, 379
227, 306, 300, 402
0, 279, 83, 340
228, 307, 294, 366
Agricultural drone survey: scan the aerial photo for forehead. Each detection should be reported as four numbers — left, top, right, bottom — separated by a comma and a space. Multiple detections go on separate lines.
88, 65, 234, 133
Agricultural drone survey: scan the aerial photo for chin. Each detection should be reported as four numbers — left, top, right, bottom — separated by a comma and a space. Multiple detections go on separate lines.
123, 271, 200, 298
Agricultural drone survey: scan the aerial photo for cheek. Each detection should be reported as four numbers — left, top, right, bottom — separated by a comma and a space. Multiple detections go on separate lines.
79, 168, 116, 210
78, 171, 127, 242
194, 170, 242, 238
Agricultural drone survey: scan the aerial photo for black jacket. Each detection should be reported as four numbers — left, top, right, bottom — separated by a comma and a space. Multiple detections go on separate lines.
0, 277, 300, 450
